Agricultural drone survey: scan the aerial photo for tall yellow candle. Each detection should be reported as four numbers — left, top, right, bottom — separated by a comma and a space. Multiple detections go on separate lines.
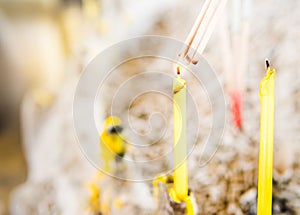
173, 67, 188, 201
257, 60, 275, 215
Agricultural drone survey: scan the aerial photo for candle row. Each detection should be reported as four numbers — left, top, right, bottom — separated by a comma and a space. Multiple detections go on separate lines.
171, 60, 275, 215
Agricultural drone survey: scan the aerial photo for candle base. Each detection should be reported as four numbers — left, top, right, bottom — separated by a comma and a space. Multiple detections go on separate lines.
169, 198, 188, 215
152, 174, 196, 215
169, 188, 196, 215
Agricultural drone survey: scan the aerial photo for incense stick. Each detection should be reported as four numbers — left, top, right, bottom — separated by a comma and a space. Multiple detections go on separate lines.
179, 0, 228, 64
193, 0, 228, 57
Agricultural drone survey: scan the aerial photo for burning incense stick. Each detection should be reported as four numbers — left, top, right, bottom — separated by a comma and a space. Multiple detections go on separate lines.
179, 0, 228, 64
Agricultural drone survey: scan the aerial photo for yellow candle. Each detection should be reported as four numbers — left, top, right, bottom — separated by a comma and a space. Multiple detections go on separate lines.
173, 68, 188, 201
257, 60, 275, 215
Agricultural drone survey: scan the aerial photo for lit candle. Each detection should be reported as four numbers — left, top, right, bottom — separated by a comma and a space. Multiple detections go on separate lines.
165, 0, 227, 208
173, 66, 188, 201
257, 60, 275, 215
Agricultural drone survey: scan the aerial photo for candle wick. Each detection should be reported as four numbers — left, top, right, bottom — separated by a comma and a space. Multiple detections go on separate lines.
265, 59, 270, 69
177, 66, 181, 76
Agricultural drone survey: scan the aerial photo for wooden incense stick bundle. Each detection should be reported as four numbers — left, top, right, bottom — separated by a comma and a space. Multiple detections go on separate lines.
179, 0, 228, 64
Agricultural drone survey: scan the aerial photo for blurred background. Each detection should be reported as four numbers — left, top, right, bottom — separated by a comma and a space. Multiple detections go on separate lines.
0, 1, 79, 213
0, 0, 299, 214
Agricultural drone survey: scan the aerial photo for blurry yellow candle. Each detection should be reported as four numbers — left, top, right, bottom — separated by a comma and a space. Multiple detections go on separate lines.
257, 62, 275, 215
173, 72, 188, 201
